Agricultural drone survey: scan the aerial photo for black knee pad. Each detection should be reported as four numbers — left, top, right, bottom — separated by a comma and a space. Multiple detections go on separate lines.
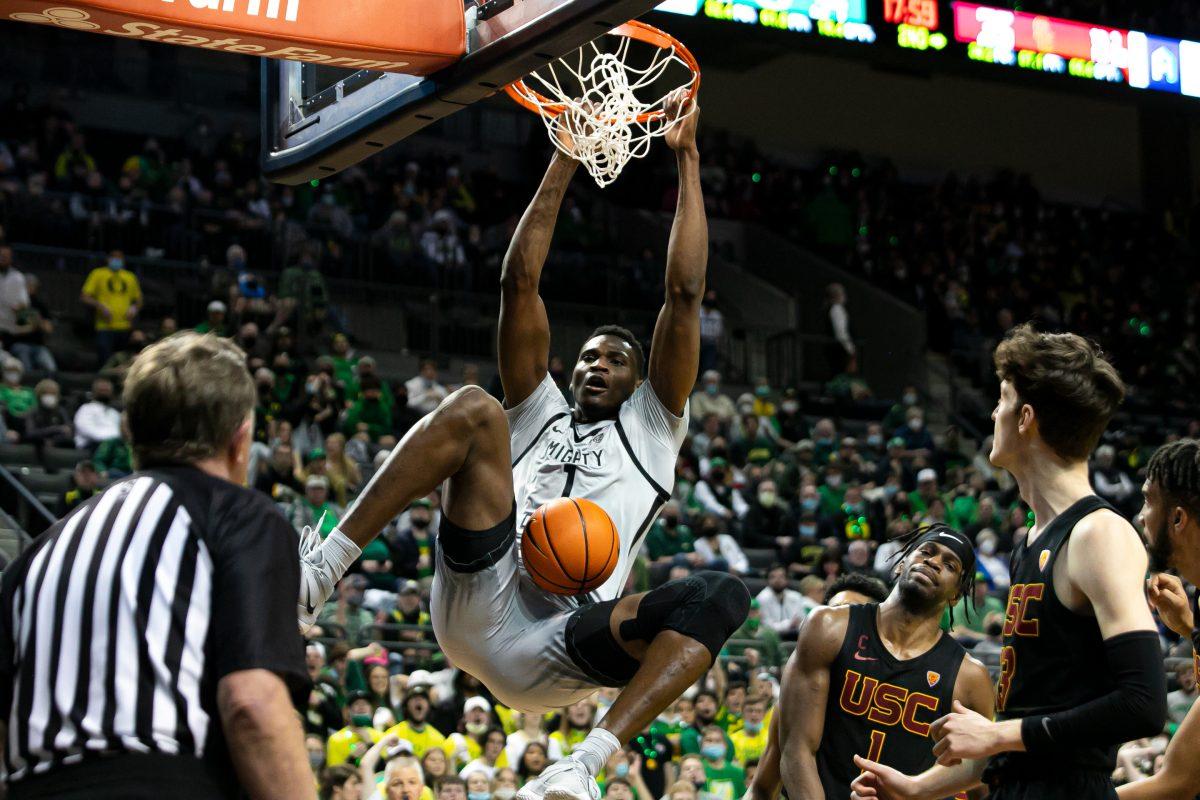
619, 571, 751, 664
565, 599, 641, 688
437, 505, 516, 573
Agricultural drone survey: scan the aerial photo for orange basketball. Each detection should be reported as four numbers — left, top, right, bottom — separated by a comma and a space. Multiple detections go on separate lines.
522, 498, 619, 595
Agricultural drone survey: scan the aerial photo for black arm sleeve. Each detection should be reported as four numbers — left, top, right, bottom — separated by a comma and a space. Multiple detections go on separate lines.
1021, 630, 1167, 753
208, 489, 310, 703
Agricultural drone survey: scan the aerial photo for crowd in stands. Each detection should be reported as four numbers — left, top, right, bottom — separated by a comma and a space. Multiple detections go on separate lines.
2, 85, 1200, 798
3, 246, 1196, 794
639, 128, 1200, 428
0, 83, 662, 316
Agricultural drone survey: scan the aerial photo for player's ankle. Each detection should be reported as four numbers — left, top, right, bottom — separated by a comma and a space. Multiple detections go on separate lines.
570, 728, 620, 776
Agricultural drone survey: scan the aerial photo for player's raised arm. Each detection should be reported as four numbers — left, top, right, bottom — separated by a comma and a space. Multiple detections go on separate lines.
647, 89, 706, 416
778, 606, 845, 800
498, 141, 578, 407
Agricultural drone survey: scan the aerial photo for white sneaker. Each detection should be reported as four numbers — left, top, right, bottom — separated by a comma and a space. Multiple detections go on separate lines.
296, 521, 362, 633
517, 759, 600, 800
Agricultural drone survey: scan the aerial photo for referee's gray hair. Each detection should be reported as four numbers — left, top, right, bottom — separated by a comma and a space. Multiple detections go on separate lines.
123, 331, 256, 468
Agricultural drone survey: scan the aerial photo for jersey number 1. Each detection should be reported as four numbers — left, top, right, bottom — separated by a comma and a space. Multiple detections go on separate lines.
866, 729, 886, 762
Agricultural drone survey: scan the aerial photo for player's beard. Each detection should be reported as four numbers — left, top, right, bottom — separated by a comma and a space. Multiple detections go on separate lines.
897, 573, 944, 617
1147, 517, 1176, 573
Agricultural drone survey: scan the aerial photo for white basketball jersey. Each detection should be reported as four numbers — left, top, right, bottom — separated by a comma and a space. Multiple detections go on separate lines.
507, 373, 688, 609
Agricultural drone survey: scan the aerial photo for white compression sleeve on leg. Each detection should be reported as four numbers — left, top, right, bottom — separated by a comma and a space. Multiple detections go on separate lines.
297, 527, 362, 633
570, 728, 621, 777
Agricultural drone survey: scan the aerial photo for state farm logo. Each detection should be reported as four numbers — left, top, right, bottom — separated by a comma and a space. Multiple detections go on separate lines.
10, 7, 99, 29
162, 0, 300, 23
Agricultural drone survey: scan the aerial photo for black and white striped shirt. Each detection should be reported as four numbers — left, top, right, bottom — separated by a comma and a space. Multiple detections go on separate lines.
0, 465, 307, 797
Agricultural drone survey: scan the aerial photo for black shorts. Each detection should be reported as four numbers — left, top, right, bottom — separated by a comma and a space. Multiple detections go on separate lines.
987, 772, 1117, 800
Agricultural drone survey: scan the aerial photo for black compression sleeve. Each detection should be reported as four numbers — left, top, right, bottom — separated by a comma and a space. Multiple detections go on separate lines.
1020, 630, 1167, 753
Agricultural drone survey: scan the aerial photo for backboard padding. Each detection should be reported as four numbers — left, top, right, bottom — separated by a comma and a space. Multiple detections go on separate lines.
261, 0, 664, 184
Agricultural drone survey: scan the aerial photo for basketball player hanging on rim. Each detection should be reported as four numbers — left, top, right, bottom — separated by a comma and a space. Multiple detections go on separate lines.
298, 89, 750, 800
773, 525, 993, 800
851, 324, 1167, 800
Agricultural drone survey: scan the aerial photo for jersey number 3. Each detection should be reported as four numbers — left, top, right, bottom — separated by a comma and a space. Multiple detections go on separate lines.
997, 646, 1016, 712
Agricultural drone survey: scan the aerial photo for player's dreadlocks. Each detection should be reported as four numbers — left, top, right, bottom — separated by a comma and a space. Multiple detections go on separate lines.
888, 523, 978, 615
1147, 439, 1200, 516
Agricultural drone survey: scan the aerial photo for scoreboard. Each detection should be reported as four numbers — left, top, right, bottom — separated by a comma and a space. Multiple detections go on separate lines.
656, 0, 1200, 100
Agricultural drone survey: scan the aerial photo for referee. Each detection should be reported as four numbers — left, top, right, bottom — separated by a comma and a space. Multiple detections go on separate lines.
0, 332, 315, 799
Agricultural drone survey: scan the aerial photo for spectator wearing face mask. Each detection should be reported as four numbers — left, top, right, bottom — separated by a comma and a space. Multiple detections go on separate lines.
883, 385, 921, 432
894, 405, 934, 457
755, 565, 807, 639
817, 464, 847, 517
389, 498, 437, 580
974, 528, 1010, 590
0, 359, 34, 428
327, 690, 385, 767
729, 696, 770, 765
646, 501, 701, 567
742, 480, 795, 552
690, 370, 736, 427
680, 692, 732, 757
344, 374, 394, 441
809, 418, 838, 465
22, 378, 72, 449
972, 611, 1005, 657
692, 514, 749, 575
697, 726, 744, 800
693, 458, 748, 522
728, 601, 783, 668
73, 377, 121, 450
775, 388, 807, 444
444, 697, 497, 770
81, 249, 141, 365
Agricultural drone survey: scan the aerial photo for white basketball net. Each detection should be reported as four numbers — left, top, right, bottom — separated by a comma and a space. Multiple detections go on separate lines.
510, 32, 697, 187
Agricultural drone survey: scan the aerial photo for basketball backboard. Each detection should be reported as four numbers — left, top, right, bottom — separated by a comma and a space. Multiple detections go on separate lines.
261, 0, 664, 184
